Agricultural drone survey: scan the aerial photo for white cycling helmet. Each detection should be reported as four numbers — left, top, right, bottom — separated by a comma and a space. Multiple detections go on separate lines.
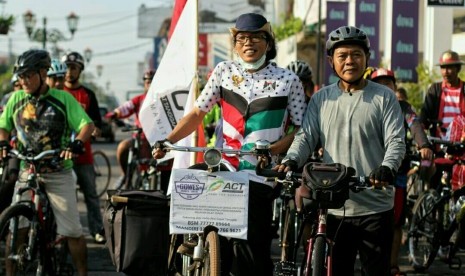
48, 59, 67, 77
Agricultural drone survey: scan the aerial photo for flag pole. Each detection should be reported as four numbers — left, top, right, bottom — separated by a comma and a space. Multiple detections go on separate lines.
190, 0, 200, 165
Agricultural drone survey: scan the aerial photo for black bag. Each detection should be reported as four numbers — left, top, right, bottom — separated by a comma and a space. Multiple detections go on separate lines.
103, 190, 170, 276
302, 162, 356, 209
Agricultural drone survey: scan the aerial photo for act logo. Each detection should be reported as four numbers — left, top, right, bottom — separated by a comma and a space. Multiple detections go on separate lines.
207, 179, 224, 192
174, 173, 205, 200
222, 182, 246, 193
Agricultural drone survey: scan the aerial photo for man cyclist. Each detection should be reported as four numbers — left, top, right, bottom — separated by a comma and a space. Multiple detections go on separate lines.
370, 68, 433, 276
62, 51, 105, 244
105, 69, 172, 192
286, 60, 315, 102
153, 13, 307, 275
277, 26, 405, 275
47, 58, 67, 89
0, 49, 92, 276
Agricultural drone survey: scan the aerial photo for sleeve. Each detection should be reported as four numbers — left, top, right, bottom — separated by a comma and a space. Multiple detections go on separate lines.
283, 96, 319, 168
195, 64, 222, 112
402, 101, 430, 147
0, 92, 18, 132
86, 88, 103, 128
287, 77, 307, 126
419, 83, 440, 130
66, 94, 93, 132
115, 98, 137, 119
382, 93, 406, 171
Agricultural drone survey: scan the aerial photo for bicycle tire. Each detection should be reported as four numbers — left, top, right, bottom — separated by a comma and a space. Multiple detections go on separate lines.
408, 190, 441, 272
281, 199, 297, 263
311, 236, 327, 276
0, 204, 44, 275
92, 150, 111, 197
202, 231, 221, 276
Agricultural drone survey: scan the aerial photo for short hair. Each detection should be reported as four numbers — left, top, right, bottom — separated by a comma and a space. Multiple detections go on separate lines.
396, 87, 408, 100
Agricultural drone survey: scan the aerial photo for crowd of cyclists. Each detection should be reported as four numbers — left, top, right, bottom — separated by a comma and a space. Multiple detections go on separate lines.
0, 11, 464, 276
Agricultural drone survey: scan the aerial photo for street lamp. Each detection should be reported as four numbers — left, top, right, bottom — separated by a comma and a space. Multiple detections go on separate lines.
83, 47, 92, 63
23, 10, 79, 51
96, 64, 103, 77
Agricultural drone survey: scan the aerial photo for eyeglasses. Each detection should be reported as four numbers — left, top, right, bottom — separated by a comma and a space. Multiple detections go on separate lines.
18, 71, 37, 81
235, 34, 267, 44
144, 78, 152, 83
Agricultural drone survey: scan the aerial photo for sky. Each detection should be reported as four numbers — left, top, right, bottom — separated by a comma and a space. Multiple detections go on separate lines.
0, 0, 173, 104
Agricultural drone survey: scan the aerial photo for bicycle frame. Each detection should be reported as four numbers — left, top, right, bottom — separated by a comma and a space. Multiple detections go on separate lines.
256, 164, 372, 276
408, 137, 465, 271
5, 149, 66, 274
123, 126, 158, 190
163, 140, 271, 276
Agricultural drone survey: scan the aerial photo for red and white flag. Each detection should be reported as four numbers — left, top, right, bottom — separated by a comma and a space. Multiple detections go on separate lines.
139, 0, 198, 168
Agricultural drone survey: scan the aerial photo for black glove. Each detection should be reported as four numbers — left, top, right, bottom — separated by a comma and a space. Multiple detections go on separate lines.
66, 139, 85, 154
282, 159, 298, 172
369, 165, 395, 184
0, 140, 11, 151
152, 139, 170, 151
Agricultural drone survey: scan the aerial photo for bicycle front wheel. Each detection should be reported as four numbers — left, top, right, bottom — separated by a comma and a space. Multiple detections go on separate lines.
93, 150, 111, 197
0, 204, 43, 276
408, 190, 441, 272
311, 236, 327, 276
202, 231, 221, 276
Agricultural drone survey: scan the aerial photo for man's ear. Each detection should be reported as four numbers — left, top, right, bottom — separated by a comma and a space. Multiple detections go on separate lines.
365, 51, 371, 67
327, 56, 334, 69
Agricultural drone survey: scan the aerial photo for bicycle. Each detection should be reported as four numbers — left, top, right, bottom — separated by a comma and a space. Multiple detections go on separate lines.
270, 167, 301, 275
0, 149, 73, 275
256, 162, 373, 276
408, 137, 465, 272
92, 150, 111, 197
120, 125, 159, 191
161, 139, 271, 276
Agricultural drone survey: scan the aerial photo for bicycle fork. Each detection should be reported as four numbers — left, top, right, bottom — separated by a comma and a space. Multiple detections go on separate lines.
304, 209, 332, 276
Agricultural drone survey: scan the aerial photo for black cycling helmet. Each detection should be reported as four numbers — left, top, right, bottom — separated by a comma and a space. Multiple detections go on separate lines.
14, 49, 51, 76
287, 60, 313, 80
326, 26, 370, 56
61, 51, 85, 70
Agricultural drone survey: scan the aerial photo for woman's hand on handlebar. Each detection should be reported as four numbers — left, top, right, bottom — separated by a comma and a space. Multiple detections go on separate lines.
152, 139, 170, 159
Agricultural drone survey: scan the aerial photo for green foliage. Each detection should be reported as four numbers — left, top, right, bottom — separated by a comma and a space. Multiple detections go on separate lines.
397, 63, 440, 112
273, 16, 303, 41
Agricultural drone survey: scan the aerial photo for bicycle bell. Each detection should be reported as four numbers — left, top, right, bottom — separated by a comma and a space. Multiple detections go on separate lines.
204, 148, 222, 167
255, 140, 271, 155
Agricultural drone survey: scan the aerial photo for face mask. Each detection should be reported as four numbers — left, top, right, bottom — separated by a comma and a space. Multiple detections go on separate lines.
236, 53, 267, 71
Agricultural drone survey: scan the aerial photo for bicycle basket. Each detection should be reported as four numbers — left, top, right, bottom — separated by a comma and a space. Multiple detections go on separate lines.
302, 162, 356, 209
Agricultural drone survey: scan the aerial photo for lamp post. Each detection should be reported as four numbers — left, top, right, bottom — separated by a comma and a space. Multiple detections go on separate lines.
23, 10, 79, 52
83, 47, 93, 63
96, 64, 103, 77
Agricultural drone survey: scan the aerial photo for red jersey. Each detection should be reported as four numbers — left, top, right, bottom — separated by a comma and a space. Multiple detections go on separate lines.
64, 85, 102, 165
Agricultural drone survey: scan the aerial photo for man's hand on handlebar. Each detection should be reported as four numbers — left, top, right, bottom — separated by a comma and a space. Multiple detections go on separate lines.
369, 165, 395, 189
274, 159, 298, 173
0, 140, 11, 161
61, 140, 84, 160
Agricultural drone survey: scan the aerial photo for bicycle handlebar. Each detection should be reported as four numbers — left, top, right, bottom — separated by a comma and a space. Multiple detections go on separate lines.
163, 140, 270, 157
256, 165, 374, 192
8, 149, 61, 162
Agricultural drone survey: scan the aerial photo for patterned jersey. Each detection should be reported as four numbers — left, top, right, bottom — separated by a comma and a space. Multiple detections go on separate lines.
0, 89, 92, 171
196, 61, 307, 172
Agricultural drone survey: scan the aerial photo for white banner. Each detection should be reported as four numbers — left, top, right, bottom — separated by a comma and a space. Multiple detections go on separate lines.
139, 0, 197, 153
169, 169, 249, 240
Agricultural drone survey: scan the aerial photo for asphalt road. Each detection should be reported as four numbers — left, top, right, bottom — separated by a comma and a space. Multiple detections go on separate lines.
80, 129, 465, 275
